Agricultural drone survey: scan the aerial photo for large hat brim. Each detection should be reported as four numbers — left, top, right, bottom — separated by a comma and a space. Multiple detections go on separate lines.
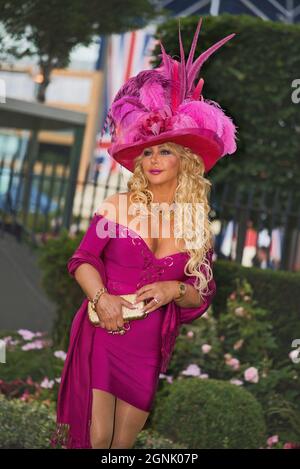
108, 128, 224, 174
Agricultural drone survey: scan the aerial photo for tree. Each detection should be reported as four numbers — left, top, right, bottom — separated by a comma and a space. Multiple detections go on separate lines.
0, 0, 168, 101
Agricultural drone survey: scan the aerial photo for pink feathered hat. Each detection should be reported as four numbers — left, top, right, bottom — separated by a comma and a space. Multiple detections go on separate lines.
104, 17, 238, 174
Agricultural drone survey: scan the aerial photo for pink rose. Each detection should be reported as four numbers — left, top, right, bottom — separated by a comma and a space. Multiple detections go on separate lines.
40, 377, 55, 389
17, 329, 36, 341
234, 306, 246, 317
227, 358, 240, 370
181, 364, 201, 377
282, 442, 300, 449
244, 367, 259, 383
267, 435, 279, 447
230, 379, 243, 386
202, 344, 212, 354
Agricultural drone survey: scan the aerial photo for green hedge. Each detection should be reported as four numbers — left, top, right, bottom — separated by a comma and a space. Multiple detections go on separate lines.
0, 394, 183, 449
151, 378, 266, 449
163, 277, 300, 444
213, 259, 300, 360
0, 395, 56, 449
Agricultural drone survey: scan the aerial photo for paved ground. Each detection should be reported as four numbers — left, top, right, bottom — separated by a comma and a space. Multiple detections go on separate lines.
0, 232, 55, 333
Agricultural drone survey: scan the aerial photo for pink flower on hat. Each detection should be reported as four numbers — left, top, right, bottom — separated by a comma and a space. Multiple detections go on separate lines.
139, 108, 173, 137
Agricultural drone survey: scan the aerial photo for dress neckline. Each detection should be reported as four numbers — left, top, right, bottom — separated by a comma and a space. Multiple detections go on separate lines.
94, 212, 189, 262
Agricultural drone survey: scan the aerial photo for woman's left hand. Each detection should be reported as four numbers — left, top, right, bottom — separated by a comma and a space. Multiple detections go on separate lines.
134, 281, 178, 314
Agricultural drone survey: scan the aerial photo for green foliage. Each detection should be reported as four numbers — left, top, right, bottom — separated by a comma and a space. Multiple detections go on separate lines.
213, 259, 300, 361
165, 278, 300, 444
218, 278, 277, 363
168, 309, 226, 378
0, 0, 162, 101
37, 229, 84, 350
0, 0, 161, 58
0, 330, 63, 405
151, 378, 266, 449
219, 279, 300, 442
0, 390, 181, 450
134, 429, 186, 449
0, 344, 62, 384
0, 395, 56, 449
0, 334, 63, 380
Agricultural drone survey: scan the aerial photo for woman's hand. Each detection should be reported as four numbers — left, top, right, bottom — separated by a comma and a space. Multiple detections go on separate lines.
95, 292, 136, 331
134, 281, 179, 315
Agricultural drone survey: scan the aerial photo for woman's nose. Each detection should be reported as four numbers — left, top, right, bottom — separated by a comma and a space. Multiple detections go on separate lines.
150, 152, 160, 163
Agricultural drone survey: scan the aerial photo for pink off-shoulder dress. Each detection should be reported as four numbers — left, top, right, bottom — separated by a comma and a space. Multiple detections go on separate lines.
69, 213, 193, 412
52, 212, 216, 448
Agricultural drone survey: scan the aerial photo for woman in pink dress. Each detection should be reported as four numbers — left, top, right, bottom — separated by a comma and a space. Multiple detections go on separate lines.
51, 17, 237, 449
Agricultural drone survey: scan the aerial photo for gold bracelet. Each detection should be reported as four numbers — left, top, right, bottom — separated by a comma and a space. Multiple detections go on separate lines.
88, 287, 108, 312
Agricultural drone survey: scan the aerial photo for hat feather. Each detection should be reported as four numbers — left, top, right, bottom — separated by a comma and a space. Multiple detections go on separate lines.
187, 33, 236, 91
179, 99, 237, 155
139, 81, 167, 111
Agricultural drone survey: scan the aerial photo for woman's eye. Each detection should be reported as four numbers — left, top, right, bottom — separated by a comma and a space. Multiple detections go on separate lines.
143, 149, 171, 156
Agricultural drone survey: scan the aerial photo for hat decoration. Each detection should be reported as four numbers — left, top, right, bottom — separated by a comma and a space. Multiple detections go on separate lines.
103, 17, 238, 173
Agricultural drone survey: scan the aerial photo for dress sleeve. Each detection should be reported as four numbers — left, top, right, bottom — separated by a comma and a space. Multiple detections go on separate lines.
67, 213, 111, 285
178, 248, 217, 325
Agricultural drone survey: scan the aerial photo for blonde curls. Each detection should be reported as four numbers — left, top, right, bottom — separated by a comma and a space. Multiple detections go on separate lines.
126, 142, 214, 303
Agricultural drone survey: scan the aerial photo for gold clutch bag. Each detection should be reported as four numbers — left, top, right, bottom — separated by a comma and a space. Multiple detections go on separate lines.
87, 293, 147, 327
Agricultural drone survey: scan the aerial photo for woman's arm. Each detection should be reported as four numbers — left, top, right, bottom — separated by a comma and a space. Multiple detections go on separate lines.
68, 193, 120, 283
67, 213, 110, 285
73, 263, 106, 304
135, 249, 216, 318
68, 210, 136, 330
67, 212, 112, 306
173, 281, 204, 308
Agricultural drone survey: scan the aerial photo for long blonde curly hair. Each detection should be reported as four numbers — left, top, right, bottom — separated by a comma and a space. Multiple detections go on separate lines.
126, 141, 214, 302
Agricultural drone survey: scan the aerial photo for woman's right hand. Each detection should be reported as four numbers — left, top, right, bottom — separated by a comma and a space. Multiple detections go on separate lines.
95, 292, 136, 332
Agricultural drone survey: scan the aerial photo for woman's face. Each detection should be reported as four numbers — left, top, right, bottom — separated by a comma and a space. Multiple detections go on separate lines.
141, 144, 180, 185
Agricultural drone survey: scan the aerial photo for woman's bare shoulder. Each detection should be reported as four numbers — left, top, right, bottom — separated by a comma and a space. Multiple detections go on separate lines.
95, 192, 130, 219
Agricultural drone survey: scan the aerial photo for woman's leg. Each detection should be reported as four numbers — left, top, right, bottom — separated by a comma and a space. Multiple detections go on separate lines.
90, 389, 117, 448
109, 398, 150, 449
